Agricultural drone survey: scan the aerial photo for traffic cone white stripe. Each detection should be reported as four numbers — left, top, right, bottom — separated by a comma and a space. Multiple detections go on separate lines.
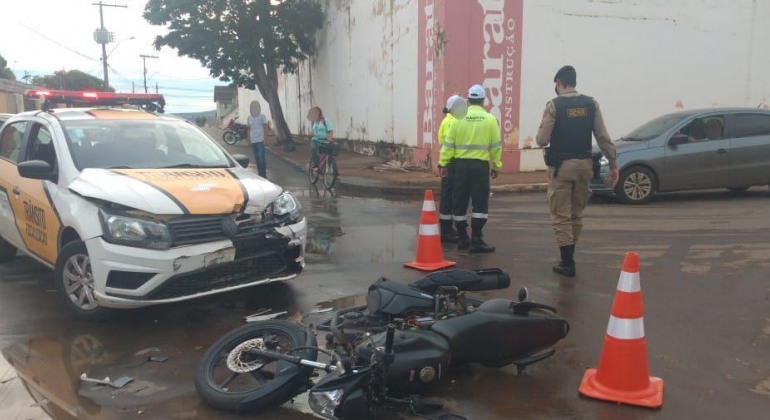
606, 315, 645, 340
418, 224, 440, 236
422, 201, 436, 212
616, 271, 641, 293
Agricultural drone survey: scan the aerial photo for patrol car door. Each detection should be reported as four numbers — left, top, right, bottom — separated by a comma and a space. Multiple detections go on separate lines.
0, 121, 29, 250
13, 122, 62, 266
662, 115, 730, 191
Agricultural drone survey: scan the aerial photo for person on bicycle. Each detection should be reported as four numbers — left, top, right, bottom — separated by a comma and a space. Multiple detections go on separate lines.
307, 106, 334, 171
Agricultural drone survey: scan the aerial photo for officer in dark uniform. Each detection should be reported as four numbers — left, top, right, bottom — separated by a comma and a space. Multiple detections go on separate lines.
536, 66, 618, 276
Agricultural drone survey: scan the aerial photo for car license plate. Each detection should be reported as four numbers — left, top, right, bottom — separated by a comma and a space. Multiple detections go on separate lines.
204, 247, 236, 269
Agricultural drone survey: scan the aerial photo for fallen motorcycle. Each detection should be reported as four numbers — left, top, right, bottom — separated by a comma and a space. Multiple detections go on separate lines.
195, 269, 570, 419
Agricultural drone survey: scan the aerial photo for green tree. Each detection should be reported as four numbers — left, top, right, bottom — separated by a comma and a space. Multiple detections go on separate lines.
31, 70, 113, 92
144, 0, 323, 145
195, 116, 207, 127
0, 53, 15, 80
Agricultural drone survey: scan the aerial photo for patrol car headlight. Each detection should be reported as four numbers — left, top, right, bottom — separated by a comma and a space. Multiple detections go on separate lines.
272, 192, 301, 222
600, 156, 609, 166
99, 209, 172, 250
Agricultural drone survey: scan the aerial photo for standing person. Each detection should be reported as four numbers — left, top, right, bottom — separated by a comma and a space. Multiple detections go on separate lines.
307, 106, 334, 171
536, 65, 619, 277
439, 85, 501, 253
437, 95, 461, 243
246, 101, 269, 178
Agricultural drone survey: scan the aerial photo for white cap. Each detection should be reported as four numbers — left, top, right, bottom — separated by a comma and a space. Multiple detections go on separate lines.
445, 95, 461, 110
468, 84, 485, 99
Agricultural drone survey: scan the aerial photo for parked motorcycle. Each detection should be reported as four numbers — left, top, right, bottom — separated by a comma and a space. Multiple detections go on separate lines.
223, 120, 249, 145
195, 269, 570, 419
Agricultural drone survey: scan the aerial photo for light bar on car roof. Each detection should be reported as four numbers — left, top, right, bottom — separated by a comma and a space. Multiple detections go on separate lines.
24, 89, 165, 113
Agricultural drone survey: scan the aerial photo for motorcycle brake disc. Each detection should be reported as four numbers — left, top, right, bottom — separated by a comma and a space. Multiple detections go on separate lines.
227, 338, 268, 373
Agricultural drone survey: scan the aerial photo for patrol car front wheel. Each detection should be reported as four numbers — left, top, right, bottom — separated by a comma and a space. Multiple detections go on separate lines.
0, 236, 16, 262
55, 241, 111, 321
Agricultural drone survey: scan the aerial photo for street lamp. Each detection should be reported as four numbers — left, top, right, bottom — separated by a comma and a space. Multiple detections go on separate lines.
107, 36, 135, 58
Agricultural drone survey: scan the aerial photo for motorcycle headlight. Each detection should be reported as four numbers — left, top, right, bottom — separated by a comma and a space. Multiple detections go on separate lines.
99, 209, 172, 249
272, 192, 301, 221
308, 389, 344, 419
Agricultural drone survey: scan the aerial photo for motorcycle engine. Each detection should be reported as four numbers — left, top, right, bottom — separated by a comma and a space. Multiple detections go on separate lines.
355, 329, 451, 397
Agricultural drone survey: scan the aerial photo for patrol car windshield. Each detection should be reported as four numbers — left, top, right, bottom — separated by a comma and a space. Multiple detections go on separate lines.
61, 120, 234, 170
620, 113, 693, 142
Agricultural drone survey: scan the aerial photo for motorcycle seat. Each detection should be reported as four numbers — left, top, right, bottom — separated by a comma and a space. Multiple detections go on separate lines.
409, 269, 510, 293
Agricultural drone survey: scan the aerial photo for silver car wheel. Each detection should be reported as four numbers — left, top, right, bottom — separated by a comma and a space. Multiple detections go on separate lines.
624, 172, 652, 201
63, 254, 98, 311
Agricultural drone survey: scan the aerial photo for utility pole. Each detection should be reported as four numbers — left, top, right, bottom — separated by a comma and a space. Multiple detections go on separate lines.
92, 1, 127, 89
155, 82, 159, 94
132, 82, 135, 93
140, 54, 158, 93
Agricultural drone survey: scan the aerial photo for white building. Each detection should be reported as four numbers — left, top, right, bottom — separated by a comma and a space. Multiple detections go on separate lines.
239, 0, 770, 172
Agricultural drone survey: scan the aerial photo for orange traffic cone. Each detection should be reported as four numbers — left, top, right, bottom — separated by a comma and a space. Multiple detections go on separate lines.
404, 190, 456, 271
579, 252, 663, 408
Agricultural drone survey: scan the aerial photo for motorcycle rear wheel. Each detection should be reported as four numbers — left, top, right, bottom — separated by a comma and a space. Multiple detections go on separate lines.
195, 321, 317, 413
223, 130, 238, 145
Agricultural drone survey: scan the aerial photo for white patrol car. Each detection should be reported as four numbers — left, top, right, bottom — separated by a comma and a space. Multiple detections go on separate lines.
0, 90, 306, 320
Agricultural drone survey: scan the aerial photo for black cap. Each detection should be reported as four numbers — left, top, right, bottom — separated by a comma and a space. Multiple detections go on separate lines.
553, 65, 576, 83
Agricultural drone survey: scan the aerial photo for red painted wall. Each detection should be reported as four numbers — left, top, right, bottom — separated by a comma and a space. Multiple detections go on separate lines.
418, 0, 523, 172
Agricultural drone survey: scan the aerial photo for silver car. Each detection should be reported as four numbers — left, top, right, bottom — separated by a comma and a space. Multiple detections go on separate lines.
591, 108, 770, 203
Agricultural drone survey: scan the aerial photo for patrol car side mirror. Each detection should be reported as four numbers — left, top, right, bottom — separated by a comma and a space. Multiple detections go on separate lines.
18, 160, 57, 182
669, 133, 689, 146
232, 154, 250, 168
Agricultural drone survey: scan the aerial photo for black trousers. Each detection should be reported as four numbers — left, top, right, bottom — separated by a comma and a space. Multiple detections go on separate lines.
452, 159, 490, 233
439, 161, 455, 222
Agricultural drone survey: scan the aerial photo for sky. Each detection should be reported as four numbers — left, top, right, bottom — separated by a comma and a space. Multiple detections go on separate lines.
0, 0, 224, 113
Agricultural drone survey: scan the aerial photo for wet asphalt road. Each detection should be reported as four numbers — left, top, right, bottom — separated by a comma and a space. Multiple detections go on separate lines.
2, 145, 770, 420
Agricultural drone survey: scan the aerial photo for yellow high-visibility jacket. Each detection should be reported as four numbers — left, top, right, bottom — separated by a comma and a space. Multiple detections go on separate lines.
439, 105, 502, 170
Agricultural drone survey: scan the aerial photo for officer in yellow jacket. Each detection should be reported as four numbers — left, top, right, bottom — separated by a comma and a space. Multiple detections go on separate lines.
437, 95, 461, 243
439, 85, 501, 253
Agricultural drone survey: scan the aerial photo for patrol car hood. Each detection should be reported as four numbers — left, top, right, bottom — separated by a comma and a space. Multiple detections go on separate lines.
69, 167, 282, 215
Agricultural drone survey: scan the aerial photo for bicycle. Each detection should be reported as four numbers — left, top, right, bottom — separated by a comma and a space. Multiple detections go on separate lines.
309, 143, 339, 189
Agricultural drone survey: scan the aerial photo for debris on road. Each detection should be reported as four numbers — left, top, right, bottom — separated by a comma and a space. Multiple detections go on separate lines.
1, 375, 17, 384
135, 347, 161, 357
127, 355, 169, 369
309, 307, 334, 314
80, 373, 134, 389
244, 310, 287, 322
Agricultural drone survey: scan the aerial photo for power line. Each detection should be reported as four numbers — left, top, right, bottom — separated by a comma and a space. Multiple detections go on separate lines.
16, 21, 99, 62
154, 73, 215, 81
158, 86, 215, 93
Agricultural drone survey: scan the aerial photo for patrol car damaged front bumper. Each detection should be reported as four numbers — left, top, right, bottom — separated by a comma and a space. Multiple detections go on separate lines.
86, 217, 306, 309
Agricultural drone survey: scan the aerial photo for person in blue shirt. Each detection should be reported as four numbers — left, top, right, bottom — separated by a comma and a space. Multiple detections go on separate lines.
307, 106, 334, 171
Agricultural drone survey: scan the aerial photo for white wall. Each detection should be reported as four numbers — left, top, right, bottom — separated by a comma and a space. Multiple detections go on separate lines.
238, 0, 418, 145
240, 0, 770, 171
518, 0, 770, 151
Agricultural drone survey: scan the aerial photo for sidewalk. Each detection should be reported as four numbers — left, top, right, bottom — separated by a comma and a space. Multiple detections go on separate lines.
264, 140, 548, 196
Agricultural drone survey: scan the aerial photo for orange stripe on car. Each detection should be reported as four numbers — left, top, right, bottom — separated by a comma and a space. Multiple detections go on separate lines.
113, 169, 246, 215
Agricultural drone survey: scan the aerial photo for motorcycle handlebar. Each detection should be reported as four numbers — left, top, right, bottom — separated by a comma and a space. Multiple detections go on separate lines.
384, 324, 395, 354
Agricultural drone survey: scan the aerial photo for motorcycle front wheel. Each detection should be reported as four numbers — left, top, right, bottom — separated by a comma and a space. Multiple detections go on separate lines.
223, 130, 238, 145
195, 321, 317, 413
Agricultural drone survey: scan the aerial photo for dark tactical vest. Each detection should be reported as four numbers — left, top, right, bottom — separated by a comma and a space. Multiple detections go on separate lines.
551, 95, 596, 155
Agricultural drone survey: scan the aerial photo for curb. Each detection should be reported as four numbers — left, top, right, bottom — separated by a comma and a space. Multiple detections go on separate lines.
264, 145, 547, 196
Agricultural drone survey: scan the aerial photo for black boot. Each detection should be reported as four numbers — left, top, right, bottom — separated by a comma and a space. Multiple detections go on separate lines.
469, 230, 495, 253
440, 220, 459, 244
457, 226, 470, 250
552, 244, 576, 277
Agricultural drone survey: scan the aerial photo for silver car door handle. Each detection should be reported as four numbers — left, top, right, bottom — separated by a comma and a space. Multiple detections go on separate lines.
12, 186, 20, 195
716, 149, 728, 154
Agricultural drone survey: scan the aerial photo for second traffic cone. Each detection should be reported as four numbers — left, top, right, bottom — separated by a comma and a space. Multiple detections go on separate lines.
404, 189, 456, 271
579, 252, 663, 408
